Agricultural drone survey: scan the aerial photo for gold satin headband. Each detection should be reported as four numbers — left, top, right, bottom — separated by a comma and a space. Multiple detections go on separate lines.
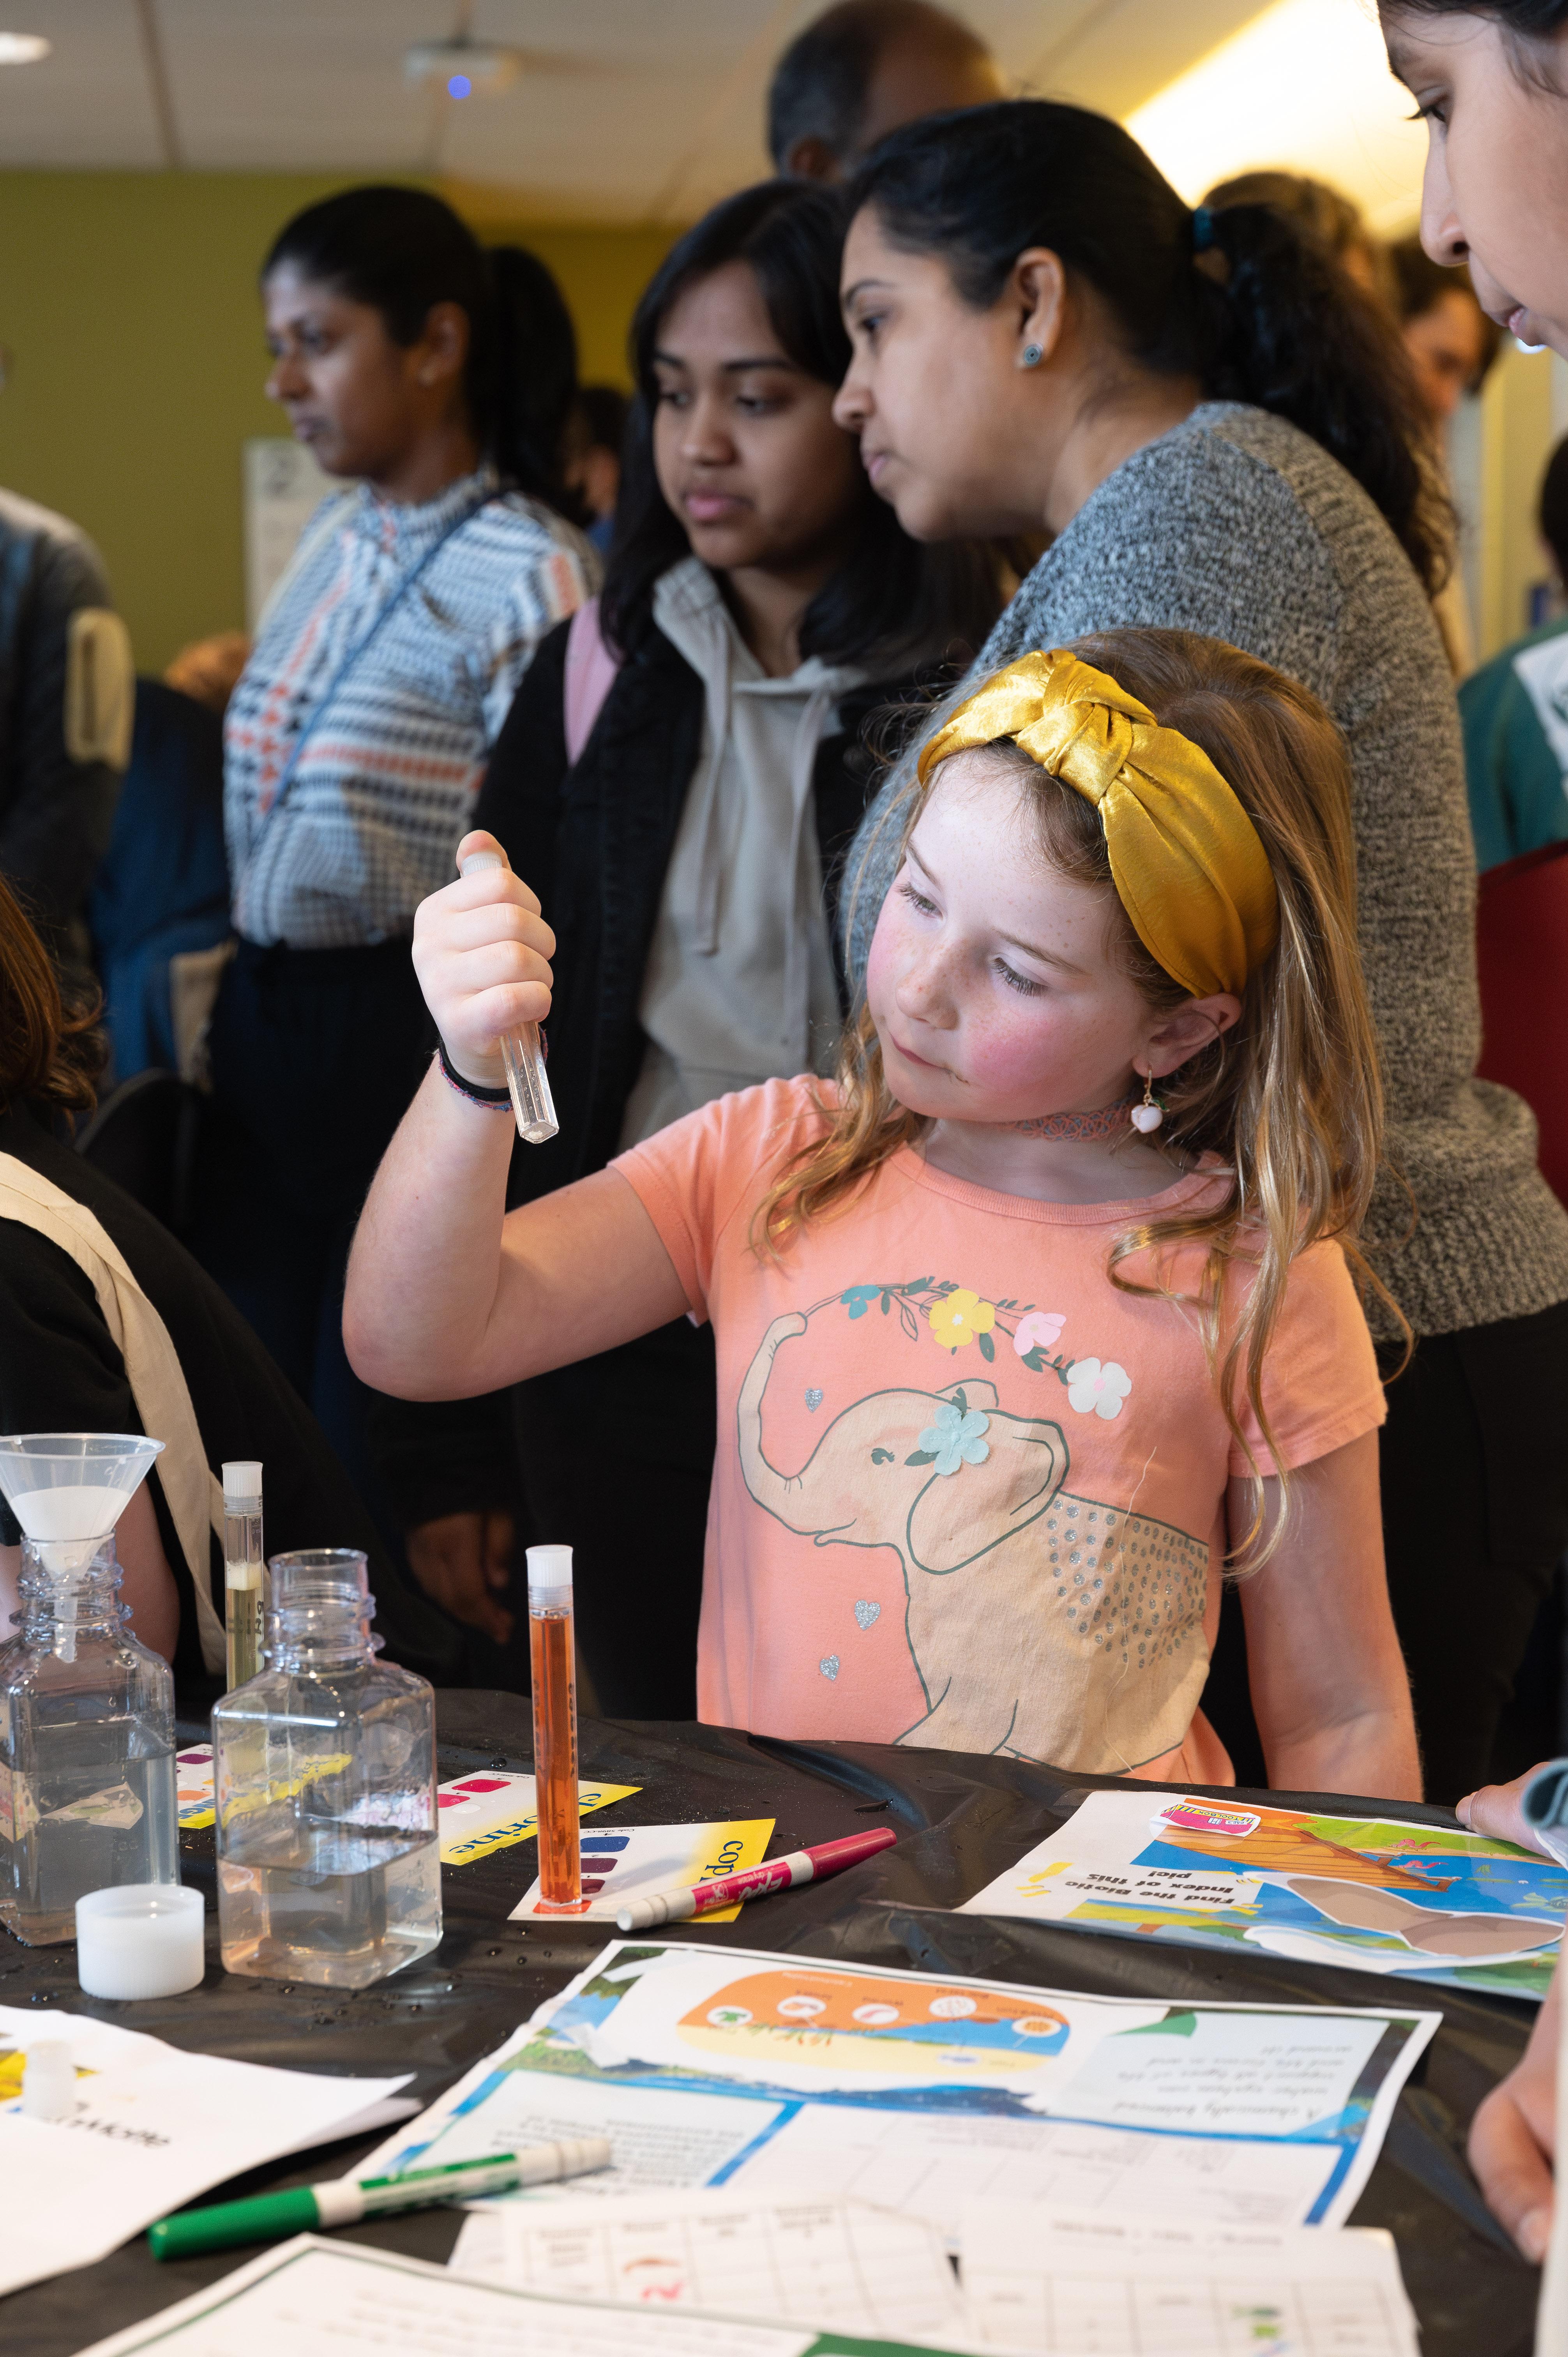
916, 650, 1279, 1001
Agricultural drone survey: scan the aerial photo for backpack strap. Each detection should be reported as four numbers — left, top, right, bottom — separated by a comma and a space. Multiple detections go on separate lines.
563, 596, 623, 767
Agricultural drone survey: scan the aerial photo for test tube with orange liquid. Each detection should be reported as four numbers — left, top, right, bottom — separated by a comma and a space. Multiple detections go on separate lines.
527, 1544, 588, 1912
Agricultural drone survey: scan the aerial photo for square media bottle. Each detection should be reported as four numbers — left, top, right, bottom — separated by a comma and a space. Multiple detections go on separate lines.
212, 1550, 440, 1988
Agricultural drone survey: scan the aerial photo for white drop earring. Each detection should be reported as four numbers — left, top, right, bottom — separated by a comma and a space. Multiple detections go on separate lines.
1129, 1070, 1164, 1134
1019, 341, 1044, 369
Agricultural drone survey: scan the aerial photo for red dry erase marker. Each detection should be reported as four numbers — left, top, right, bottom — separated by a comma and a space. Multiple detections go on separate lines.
614, 1826, 897, 1930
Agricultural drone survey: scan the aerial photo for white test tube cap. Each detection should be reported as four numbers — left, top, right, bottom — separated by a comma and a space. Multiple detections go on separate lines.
222, 1461, 263, 1509
526, 1544, 573, 1600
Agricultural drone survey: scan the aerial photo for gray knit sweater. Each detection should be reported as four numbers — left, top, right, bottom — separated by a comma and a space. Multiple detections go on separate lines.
846, 401, 1568, 1339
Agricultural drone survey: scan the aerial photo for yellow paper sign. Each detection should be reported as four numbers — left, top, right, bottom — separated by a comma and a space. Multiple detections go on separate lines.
437, 1770, 641, 1865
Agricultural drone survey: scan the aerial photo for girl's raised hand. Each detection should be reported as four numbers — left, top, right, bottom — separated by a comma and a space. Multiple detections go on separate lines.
413, 829, 554, 1088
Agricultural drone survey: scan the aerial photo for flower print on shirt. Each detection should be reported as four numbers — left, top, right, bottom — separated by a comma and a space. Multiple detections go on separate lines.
928, 1288, 996, 1354
1065, 1357, 1134, 1421
915, 1398, 992, 1475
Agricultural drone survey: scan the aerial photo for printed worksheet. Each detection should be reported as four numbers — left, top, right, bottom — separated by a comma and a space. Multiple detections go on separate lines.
0, 2009, 411, 2297
436, 1769, 641, 1864
68, 2235, 865, 2357
450, 2188, 965, 2343
962, 1788, 1568, 2000
360, 1939, 1438, 2235
959, 2200, 1420, 2355
511, 1819, 775, 1925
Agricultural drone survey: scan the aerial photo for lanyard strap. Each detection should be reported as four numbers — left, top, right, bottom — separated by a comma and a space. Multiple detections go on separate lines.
260, 486, 491, 817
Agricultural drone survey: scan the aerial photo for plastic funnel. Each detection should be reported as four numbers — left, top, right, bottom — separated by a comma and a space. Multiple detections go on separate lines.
0, 1433, 165, 1571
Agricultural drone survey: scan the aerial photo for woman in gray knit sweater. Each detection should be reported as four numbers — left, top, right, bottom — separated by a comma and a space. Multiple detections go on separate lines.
832, 99, 1568, 1802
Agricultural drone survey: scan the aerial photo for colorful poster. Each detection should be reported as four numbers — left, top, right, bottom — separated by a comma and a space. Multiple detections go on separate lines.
360, 1938, 1438, 2235
175, 1742, 215, 1828
511, 1820, 774, 1925
962, 1790, 1568, 2000
437, 1771, 641, 1866
172, 1754, 640, 1864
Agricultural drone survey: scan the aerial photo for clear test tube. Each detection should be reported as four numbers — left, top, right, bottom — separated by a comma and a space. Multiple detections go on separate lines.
221, 1461, 265, 1691
527, 1544, 587, 1913
456, 848, 558, 1144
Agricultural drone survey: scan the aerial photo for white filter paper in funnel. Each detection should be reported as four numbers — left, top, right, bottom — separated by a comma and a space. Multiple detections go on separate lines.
0, 1435, 164, 1571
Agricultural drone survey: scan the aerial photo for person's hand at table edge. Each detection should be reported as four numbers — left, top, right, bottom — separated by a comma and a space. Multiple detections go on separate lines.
1458, 1762, 1564, 1857
1469, 1953, 1559, 2265
404, 1507, 515, 1645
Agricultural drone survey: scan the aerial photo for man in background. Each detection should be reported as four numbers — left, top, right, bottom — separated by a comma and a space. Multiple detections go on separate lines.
0, 486, 131, 974
768, 0, 1001, 182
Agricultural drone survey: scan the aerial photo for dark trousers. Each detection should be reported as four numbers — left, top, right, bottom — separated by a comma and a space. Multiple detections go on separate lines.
1201, 1295, 1568, 1805
512, 1316, 714, 1719
187, 936, 435, 1567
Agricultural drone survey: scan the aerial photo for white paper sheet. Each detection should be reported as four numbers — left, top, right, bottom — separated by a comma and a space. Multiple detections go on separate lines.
959, 2200, 1421, 2355
360, 1939, 1438, 2236
451, 2187, 965, 2343
0, 2007, 411, 2297
67, 2234, 863, 2357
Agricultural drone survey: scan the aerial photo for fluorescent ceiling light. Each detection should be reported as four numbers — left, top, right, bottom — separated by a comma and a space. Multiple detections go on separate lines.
1125, 0, 1427, 233
405, 40, 520, 95
0, 32, 49, 65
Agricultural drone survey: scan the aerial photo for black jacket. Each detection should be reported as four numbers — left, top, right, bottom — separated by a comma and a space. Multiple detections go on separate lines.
473, 609, 917, 1206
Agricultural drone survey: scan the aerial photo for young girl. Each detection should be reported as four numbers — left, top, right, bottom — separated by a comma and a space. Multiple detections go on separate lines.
344, 627, 1419, 1797
449, 180, 996, 1709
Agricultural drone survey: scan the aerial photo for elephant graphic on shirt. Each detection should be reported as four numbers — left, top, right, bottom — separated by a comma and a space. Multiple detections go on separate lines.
736, 1310, 1211, 1768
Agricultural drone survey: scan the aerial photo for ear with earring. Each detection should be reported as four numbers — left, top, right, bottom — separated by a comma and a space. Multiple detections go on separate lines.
1018, 341, 1044, 370
1129, 1069, 1164, 1134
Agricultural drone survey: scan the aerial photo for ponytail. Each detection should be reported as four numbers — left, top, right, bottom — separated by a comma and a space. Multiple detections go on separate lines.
263, 187, 579, 508
848, 103, 1449, 594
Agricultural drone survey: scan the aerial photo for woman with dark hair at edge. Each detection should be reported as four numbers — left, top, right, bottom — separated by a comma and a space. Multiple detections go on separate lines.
191, 187, 593, 1668
460, 179, 999, 1711
1371, 0, 1568, 2270
0, 876, 446, 1694
830, 97, 1568, 1808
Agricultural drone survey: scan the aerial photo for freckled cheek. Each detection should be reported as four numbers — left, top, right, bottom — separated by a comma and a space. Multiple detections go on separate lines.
957, 999, 1068, 1096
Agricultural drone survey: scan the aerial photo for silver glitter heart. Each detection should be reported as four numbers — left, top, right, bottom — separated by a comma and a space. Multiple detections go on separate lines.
805, 1387, 824, 1411
855, 1600, 880, 1630
819, 1654, 840, 1680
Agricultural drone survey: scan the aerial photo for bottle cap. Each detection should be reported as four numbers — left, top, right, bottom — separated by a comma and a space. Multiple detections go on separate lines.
222, 1461, 263, 1508
526, 1544, 573, 1599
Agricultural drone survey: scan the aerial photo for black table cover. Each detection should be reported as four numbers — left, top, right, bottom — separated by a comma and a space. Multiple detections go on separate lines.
0, 1693, 1541, 2354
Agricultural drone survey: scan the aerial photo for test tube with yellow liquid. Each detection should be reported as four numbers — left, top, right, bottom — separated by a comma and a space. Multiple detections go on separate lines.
222, 1461, 265, 1690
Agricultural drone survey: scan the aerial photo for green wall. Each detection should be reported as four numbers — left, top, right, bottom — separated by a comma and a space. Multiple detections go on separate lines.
0, 173, 679, 672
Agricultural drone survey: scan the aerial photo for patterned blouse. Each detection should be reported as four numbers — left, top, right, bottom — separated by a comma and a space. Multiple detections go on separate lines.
224, 464, 591, 949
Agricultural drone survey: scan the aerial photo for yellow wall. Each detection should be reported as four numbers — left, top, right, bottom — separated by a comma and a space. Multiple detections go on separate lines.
0, 172, 678, 673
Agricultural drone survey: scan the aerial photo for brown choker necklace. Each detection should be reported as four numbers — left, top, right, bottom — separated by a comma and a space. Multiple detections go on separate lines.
1008, 1093, 1137, 1141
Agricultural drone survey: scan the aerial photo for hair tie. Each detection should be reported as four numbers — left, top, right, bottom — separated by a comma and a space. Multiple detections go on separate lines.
1191, 204, 1216, 255
915, 650, 1279, 1002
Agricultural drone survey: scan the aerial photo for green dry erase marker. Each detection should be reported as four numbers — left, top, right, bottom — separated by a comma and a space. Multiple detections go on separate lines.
147, 2134, 613, 2261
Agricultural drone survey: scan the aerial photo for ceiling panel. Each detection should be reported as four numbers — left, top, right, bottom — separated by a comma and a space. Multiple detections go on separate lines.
0, 0, 162, 168
0, 0, 1282, 217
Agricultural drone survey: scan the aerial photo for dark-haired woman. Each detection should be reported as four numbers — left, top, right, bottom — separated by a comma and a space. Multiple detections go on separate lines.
464, 179, 998, 1711
832, 99, 1568, 1803
1376, 0, 1568, 2261
192, 187, 593, 1613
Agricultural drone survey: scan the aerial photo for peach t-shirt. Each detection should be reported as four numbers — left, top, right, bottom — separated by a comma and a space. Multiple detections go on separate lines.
614, 1077, 1384, 1781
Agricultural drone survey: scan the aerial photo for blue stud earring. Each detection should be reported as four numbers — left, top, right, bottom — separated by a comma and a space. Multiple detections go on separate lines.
1019, 341, 1044, 369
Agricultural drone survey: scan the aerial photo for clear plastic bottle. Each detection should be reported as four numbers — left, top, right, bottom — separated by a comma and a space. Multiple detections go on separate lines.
212, 1549, 440, 1988
0, 1535, 177, 1945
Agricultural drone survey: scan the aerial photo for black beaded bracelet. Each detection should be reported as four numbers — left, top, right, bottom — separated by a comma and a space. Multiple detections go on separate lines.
436, 1041, 512, 1109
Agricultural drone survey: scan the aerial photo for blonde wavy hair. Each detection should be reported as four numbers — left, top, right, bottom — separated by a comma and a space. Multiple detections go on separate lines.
758, 627, 1406, 1564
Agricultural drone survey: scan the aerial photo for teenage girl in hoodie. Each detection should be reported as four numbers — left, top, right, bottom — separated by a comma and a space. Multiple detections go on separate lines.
434, 180, 998, 1710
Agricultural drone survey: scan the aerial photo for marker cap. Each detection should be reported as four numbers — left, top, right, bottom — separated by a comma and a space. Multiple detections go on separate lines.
149, 2186, 318, 2262
221, 1461, 263, 1510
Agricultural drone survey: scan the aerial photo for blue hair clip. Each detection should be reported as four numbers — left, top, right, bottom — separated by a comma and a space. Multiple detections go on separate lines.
1191, 204, 1215, 254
